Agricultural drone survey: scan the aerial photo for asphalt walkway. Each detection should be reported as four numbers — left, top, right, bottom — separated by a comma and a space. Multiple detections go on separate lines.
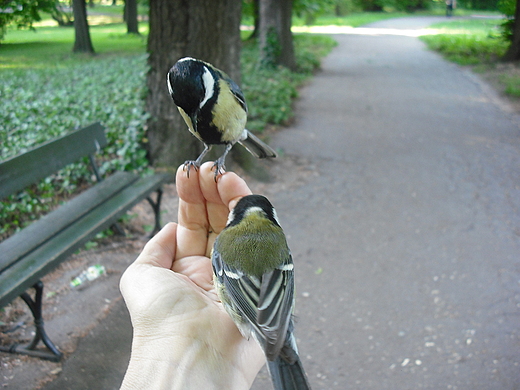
252, 16, 520, 389
21, 16, 520, 389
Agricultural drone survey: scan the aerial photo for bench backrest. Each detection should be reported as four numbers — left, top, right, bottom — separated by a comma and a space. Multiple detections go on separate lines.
0, 123, 107, 200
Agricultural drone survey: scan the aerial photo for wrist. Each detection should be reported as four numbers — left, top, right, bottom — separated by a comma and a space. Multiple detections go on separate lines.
121, 332, 252, 390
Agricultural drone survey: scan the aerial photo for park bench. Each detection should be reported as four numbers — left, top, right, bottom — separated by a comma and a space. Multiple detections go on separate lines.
0, 122, 172, 361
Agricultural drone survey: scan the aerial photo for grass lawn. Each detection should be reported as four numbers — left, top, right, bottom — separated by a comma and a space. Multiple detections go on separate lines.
1, 23, 148, 69
419, 17, 520, 100
421, 17, 507, 65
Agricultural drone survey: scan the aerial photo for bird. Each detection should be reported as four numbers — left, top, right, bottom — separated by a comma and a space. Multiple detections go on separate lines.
212, 194, 312, 390
167, 57, 277, 179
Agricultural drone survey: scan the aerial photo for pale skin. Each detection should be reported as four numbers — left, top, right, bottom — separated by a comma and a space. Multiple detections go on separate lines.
120, 162, 265, 390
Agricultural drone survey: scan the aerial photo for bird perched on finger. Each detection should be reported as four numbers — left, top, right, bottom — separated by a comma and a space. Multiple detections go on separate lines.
212, 195, 312, 390
167, 57, 277, 179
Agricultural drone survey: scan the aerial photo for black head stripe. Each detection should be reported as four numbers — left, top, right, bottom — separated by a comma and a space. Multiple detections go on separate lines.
228, 195, 280, 228
168, 58, 207, 114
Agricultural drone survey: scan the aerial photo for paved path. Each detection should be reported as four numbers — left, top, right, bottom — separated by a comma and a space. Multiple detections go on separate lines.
252, 16, 520, 390
36, 16, 520, 390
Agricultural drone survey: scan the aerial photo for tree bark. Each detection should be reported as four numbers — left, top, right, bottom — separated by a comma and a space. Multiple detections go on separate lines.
503, 0, 520, 61
125, 0, 139, 34
259, 0, 296, 70
72, 0, 95, 53
248, 0, 260, 40
146, 0, 242, 167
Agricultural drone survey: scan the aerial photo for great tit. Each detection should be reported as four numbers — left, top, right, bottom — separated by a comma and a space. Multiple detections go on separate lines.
212, 195, 312, 390
167, 57, 277, 178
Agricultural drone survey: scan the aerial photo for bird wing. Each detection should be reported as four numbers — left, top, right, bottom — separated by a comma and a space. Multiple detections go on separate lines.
212, 249, 294, 360
257, 259, 294, 360
219, 71, 248, 114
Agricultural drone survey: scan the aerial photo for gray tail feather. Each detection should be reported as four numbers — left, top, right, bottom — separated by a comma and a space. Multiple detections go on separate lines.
267, 356, 312, 390
238, 129, 277, 159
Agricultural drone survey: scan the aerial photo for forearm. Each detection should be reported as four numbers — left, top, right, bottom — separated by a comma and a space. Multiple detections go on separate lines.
120, 334, 253, 390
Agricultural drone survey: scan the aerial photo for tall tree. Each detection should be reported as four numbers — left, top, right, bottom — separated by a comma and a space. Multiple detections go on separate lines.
259, 0, 296, 70
146, 0, 242, 167
125, 0, 139, 34
503, 0, 520, 61
72, 0, 94, 53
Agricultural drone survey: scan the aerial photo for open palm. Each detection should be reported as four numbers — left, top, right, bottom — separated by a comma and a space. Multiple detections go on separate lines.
120, 162, 264, 390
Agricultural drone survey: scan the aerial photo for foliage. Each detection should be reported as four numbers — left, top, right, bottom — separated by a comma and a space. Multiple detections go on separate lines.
0, 55, 150, 237
498, 0, 514, 41
456, 0, 499, 9
293, 0, 336, 24
353, 0, 431, 11
0, 0, 57, 40
420, 18, 508, 64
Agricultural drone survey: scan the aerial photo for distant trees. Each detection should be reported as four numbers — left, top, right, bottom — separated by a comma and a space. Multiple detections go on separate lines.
125, 0, 139, 34
259, 0, 296, 69
72, 0, 94, 53
501, 0, 520, 60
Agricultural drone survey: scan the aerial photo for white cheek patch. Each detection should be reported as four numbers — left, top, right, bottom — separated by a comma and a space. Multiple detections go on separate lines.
166, 74, 173, 96
226, 209, 236, 226
200, 66, 215, 109
272, 208, 281, 226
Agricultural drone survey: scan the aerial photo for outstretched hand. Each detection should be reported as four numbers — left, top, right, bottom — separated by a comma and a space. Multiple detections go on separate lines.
120, 162, 264, 390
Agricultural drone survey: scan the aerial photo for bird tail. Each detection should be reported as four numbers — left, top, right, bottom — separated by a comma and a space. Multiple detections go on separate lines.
267, 356, 312, 390
238, 129, 277, 159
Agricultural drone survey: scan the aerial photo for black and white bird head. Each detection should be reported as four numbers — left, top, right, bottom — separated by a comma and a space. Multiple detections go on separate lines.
167, 57, 216, 117
225, 195, 282, 229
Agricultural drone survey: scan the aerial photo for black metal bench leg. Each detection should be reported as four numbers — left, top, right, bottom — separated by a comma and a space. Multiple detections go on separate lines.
0, 281, 63, 362
146, 188, 164, 237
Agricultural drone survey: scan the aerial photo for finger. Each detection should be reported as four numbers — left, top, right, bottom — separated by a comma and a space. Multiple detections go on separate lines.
217, 170, 253, 212
199, 162, 229, 234
133, 222, 178, 269
200, 163, 252, 235
176, 164, 210, 259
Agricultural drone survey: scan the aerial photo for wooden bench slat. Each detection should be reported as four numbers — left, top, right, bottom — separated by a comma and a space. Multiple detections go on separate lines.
0, 123, 107, 200
0, 171, 140, 273
0, 172, 171, 308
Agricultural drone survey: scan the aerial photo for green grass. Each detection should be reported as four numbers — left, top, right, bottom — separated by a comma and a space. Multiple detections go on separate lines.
420, 18, 508, 65
420, 16, 520, 102
291, 12, 408, 27
1, 23, 148, 69
501, 74, 520, 97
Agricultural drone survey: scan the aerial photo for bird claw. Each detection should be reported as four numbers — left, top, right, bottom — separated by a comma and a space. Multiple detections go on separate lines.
183, 160, 200, 178
211, 160, 226, 181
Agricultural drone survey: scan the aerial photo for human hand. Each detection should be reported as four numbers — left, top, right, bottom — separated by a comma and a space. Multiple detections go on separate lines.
120, 162, 265, 390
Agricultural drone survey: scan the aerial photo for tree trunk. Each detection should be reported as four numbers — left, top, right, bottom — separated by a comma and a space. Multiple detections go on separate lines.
248, 0, 260, 40
146, 0, 242, 167
259, 0, 296, 70
125, 0, 139, 34
72, 0, 95, 53
503, 0, 520, 61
